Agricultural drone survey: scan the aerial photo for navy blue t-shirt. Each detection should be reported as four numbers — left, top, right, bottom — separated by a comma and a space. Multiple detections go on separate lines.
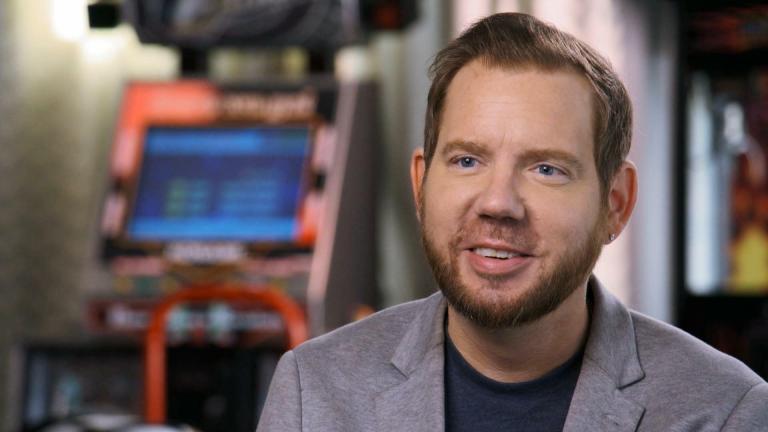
444, 335, 582, 432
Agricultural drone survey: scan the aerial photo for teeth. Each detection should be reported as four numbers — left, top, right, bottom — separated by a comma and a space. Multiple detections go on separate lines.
474, 248, 520, 259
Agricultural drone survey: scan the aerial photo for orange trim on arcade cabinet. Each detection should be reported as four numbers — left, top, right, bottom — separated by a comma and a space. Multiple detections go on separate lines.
112, 81, 219, 180
295, 195, 318, 247
143, 285, 307, 424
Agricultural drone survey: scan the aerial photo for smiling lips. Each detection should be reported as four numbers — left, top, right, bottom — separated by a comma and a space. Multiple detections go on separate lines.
472, 247, 526, 259
464, 244, 535, 276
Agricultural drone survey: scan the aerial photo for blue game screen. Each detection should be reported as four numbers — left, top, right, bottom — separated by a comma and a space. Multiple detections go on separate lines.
128, 126, 311, 242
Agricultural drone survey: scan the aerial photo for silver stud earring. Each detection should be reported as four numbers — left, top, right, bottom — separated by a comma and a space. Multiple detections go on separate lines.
609, 233, 616, 242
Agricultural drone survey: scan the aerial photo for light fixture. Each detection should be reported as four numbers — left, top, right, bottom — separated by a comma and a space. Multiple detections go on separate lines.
51, 0, 88, 42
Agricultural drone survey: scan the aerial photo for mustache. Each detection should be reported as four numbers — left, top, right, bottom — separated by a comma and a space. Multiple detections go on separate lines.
452, 218, 539, 250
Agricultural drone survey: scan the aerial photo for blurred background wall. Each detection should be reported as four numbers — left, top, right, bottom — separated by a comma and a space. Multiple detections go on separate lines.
0, 2, 181, 427
3, 0, 766, 428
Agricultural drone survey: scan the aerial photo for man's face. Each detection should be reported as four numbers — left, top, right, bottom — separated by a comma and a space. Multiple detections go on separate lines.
414, 61, 607, 328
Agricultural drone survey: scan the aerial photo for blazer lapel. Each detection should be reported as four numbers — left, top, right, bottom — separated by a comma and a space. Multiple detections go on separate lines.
563, 358, 645, 431
374, 343, 445, 432
564, 277, 646, 432
375, 292, 447, 432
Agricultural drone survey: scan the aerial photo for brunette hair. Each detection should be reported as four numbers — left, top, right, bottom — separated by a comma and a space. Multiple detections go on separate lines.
424, 13, 632, 197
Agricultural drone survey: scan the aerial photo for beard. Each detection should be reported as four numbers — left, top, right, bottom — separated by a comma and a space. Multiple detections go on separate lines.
419, 200, 606, 329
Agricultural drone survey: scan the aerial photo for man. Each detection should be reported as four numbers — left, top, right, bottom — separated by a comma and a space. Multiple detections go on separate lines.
257, 13, 768, 431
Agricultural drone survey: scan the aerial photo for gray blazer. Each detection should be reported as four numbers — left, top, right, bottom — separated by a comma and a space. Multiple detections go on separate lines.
257, 278, 768, 431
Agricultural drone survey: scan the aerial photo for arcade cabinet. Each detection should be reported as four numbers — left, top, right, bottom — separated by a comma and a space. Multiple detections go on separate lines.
95, 81, 379, 431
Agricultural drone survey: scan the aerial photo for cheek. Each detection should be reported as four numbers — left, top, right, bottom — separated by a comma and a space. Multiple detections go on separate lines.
422, 193, 455, 233
421, 179, 474, 241
427, 168, 484, 211
526, 191, 601, 244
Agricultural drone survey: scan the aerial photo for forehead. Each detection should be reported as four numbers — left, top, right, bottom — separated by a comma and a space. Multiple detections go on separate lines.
439, 60, 596, 159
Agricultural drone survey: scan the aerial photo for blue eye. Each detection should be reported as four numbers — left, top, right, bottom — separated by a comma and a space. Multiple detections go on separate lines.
536, 164, 560, 176
457, 157, 477, 168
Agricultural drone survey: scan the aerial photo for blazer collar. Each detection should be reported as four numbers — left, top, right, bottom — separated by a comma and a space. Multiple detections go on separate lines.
375, 277, 647, 432
583, 276, 645, 388
563, 276, 646, 431
385, 278, 646, 385
375, 291, 447, 432
390, 291, 447, 375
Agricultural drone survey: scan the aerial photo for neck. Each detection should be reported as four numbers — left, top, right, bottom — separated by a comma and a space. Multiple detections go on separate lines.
446, 283, 590, 383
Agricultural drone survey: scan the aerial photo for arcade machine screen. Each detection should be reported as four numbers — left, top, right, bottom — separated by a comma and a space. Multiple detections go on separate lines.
129, 126, 311, 243
100, 81, 322, 263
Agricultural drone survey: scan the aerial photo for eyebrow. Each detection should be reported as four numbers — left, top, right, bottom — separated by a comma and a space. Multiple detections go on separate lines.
517, 149, 586, 176
439, 140, 490, 159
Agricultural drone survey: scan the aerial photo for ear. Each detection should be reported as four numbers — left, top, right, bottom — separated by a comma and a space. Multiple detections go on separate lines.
604, 160, 638, 243
410, 148, 426, 220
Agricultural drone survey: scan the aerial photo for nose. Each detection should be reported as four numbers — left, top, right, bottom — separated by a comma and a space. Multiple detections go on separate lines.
474, 167, 526, 221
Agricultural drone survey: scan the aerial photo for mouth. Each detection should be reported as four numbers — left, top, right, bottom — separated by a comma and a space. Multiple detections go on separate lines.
470, 247, 532, 260
463, 244, 535, 277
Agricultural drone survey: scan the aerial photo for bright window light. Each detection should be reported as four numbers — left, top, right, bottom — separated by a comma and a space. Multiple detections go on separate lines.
51, 0, 88, 42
